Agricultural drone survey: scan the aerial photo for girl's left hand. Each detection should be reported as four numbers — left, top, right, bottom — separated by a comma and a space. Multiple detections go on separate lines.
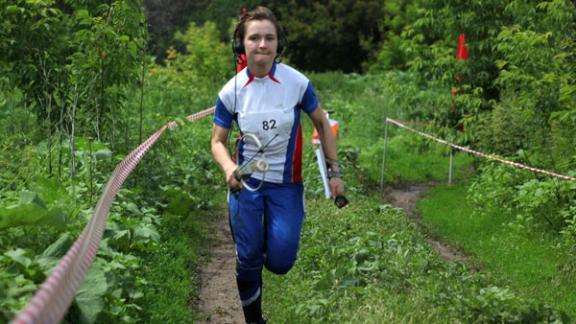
329, 177, 345, 198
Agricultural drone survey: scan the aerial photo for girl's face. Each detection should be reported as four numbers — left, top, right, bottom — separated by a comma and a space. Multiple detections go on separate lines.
243, 19, 278, 68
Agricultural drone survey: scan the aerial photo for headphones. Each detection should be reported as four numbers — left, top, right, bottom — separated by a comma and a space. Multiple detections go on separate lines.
232, 17, 286, 59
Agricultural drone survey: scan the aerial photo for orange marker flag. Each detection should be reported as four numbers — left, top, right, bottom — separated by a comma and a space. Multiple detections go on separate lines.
456, 33, 469, 61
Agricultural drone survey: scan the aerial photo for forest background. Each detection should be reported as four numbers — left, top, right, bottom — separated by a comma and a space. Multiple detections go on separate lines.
0, 0, 575, 322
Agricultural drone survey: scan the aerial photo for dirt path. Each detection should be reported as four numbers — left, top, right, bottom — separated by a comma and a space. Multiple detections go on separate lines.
383, 183, 468, 262
197, 213, 244, 324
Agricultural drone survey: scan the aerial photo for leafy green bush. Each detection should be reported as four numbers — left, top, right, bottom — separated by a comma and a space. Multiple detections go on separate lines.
173, 21, 232, 87
472, 98, 544, 157
369, 0, 576, 175
469, 163, 576, 235
550, 114, 576, 172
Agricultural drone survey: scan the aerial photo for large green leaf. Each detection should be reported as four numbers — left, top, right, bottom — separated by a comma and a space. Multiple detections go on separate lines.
4, 249, 32, 269
133, 224, 160, 244
0, 191, 66, 229
19, 191, 46, 209
74, 261, 109, 324
29, 177, 68, 204
0, 204, 46, 229
93, 148, 112, 160
42, 233, 73, 258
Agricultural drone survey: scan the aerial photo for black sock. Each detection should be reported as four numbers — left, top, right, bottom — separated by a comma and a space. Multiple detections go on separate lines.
242, 294, 263, 324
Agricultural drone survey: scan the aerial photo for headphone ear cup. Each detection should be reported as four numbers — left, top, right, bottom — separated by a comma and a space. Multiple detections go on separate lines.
232, 38, 245, 56
232, 23, 245, 56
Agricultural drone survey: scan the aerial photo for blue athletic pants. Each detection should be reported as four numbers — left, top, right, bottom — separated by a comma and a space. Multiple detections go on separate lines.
228, 178, 305, 307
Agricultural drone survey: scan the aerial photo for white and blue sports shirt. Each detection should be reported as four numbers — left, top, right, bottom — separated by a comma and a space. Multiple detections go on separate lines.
214, 62, 319, 184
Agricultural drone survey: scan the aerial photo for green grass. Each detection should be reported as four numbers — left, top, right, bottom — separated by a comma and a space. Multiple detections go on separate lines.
418, 182, 576, 318
138, 210, 209, 323
376, 144, 474, 184
263, 193, 567, 323
264, 196, 453, 323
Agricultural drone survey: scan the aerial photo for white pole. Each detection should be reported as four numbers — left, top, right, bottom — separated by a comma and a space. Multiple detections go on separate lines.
448, 149, 454, 185
315, 146, 331, 199
380, 119, 389, 193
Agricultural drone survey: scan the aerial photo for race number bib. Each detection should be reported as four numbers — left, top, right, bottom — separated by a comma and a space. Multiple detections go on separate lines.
238, 110, 293, 148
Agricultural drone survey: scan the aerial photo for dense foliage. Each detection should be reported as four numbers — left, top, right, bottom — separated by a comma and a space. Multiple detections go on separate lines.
0, 1, 224, 322
143, 0, 386, 72
260, 0, 384, 72
371, 0, 575, 167
2, 0, 576, 322
1, 0, 146, 153
367, 0, 576, 245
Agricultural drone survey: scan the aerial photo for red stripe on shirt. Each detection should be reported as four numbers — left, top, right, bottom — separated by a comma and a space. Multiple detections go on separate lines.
292, 124, 303, 182
243, 74, 255, 88
269, 74, 281, 84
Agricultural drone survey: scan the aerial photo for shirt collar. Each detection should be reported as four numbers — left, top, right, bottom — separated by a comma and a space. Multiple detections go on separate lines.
243, 62, 280, 88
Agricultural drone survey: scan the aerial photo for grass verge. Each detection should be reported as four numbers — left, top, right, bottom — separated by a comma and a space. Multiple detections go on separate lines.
138, 211, 208, 323
418, 182, 576, 318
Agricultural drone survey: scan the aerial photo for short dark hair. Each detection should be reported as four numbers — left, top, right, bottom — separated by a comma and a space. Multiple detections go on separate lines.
236, 6, 283, 42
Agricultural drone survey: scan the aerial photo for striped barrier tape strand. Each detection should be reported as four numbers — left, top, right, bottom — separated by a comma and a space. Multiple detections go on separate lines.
386, 117, 576, 183
12, 107, 215, 324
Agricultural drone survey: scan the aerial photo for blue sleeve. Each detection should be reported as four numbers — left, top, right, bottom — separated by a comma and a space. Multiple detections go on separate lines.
300, 82, 319, 113
213, 97, 233, 129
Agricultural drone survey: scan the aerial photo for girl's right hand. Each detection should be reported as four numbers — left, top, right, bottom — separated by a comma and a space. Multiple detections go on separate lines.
225, 166, 242, 191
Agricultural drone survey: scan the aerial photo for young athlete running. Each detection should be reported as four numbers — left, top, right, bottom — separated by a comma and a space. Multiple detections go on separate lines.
210, 6, 345, 323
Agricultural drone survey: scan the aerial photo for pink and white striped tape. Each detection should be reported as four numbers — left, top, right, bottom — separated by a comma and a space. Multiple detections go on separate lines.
12, 107, 215, 324
386, 117, 576, 183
